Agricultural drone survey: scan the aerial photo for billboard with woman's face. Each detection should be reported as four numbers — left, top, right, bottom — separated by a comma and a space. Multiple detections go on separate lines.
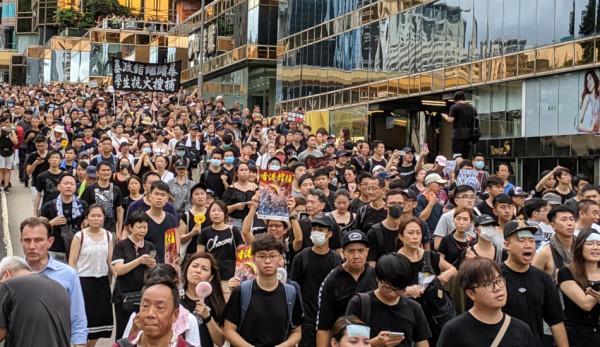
578, 70, 600, 133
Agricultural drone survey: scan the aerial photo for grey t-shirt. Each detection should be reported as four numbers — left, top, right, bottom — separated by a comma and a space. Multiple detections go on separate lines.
0, 273, 71, 347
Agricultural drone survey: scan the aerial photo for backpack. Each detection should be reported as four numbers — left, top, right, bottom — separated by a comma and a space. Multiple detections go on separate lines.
0, 133, 13, 157
238, 279, 298, 334
420, 250, 456, 338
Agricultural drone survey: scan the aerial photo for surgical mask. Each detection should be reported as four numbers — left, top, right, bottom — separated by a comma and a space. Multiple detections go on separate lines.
211, 159, 222, 167
142, 147, 152, 154
479, 226, 497, 242
388, 204, 403, 219
268, 164, 281, 171
474, 161, 485, 170
176, 150, 186, 157
310, 230, 328, 246
120, 163, 129, 169
224, 156, 235, 165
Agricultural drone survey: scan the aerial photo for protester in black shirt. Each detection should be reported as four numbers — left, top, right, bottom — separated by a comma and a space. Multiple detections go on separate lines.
557, 228, 600, 346
144, 181, 179, 263
441, 91, 478, 158
181, 252, 226, 347
438, 207, 476, 267
316, 230, 377, 347
290, 215, 343, 347
501, 220, 568, 347
437, 257, 535, 347
200, 148, 231, 199
224, 233, 303, 347
40, 174, 88, 259
179, 183, 211, 260
80, 162, 124, 234
34, 150, 63, 214
349, 173, 371, 213
111, 211, 156, 338
347, 253, 431, 346
354, 177, 387, 233
367, 188, 406, 266
475, 175, 505, 222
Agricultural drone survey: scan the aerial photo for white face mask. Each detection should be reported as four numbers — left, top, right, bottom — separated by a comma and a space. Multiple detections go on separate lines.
310, 230, 328, 246
479, 226, 497, 242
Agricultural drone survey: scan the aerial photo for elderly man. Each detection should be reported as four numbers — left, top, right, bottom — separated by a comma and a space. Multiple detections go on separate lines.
0, 256, 71, 347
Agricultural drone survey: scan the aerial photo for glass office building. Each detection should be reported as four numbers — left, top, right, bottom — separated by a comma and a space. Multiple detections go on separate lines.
174, 0, 279, 116
276, 0, 600, 187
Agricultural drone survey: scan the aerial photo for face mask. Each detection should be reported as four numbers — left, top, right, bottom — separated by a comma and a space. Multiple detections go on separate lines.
224, 156, 235, 165
211, 159, 222, 167
176, 150, 186, 157
120, 163, 129, 169
479, 226, 496, 242
268, 164, 281, 171
388, 204, 403, 219
142, 147, 152, 154
310, 230, 328, 246
474, 161, 485, 170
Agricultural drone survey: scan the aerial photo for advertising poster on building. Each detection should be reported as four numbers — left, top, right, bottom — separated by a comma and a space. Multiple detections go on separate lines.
256, 170, 293, 221
112, 58, 181, 92
578, 70, 600, 133
456, 169, 485, 192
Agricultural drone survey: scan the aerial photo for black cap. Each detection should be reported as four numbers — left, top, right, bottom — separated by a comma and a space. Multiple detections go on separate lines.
311, 214, 335, 230
342, 230, 369, 248
174, 159, 188, 169
474, 214, 496, 227
504, 220, 537, 239
335, 150, 352, 158
400, 189, 417, 200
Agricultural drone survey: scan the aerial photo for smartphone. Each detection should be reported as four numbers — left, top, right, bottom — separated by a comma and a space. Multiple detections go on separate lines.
149, 250, 157, 259
591, 281, 600, 291
387, 332, 405, 338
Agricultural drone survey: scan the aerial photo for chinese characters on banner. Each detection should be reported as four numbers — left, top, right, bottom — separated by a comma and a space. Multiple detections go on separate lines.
234, 245, 256, 282
256, 170, 294, 221
164, 227, 179, 273
112, 58, 181, 92
456, 169, 485, 192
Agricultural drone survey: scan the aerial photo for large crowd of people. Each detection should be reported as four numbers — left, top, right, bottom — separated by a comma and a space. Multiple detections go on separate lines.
0, 83, 597, 347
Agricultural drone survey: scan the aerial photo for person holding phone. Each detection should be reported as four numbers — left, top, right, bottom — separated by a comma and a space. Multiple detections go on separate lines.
558, 228, 600, 346
111, 210, 156, 338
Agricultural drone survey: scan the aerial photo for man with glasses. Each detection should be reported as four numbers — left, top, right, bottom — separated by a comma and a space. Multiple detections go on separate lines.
501, 220, 568, 347
433, 185, 477, 250
224, 233, 304, 347
437, 257, 535, 346
346, 253, 431, 346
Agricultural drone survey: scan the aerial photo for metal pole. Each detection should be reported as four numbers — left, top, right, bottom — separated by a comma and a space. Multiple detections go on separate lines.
196, 0, 205, 98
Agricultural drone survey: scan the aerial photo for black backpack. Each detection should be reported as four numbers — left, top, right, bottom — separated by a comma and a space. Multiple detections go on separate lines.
420, 250, 456, 338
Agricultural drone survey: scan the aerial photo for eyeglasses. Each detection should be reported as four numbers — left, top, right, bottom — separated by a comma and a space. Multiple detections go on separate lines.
379, 282, 401, 294
255, 254, 281, 262
472, 276, 506, 291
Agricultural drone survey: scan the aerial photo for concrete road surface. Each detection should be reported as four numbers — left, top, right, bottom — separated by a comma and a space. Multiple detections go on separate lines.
4, 171, 114, 347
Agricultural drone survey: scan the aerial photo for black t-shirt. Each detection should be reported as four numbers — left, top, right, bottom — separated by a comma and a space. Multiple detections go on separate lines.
557, 266, 600, 328
397, 163, 416, 188
437, 312, 535, 347
222, 187, 256, 220
500, 263, 565, 347
557, 190, 576, 203
197, 226, 244, 280
346, 291, 431, 346
438, 232, 474, 267
81, 182, 123, 231
180, 210, 212, 257
449, 102, 476, 137
367, 222, 399, 262
111, 238, 155, 301
349, 198, 368, 214
364, 157, 387, 173
34, 170, 64, 207
145, 212, 179, 263
284, 143, 306, 158
407, 250, 442, 286
26, 152, 49, 183
475, 200, 497, 222
40, 198, 88, 252
199, 169, 231, 199
354, 204, 387, 233
0, 273, 71, 347
292, 215, 342, 254
224, 281, 304, 347
289, 248, 342, 325
316, 265, 378, 330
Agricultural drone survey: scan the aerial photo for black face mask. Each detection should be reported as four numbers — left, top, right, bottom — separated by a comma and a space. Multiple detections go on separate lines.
388, 205, 403, 219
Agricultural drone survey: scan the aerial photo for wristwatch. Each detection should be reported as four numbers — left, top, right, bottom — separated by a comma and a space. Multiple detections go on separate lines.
204, 314, 213, 323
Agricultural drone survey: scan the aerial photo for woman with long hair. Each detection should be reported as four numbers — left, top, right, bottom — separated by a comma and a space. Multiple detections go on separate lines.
337, 127, 351, 149
181, 252, 226, 347
558, 228, 600, 346
222, 162, 258, 229
330, 189, 356, 234
578, 70, 600, 133
151, 129, 170, 156
113, 157, 132, 197
69, 204, 114, 346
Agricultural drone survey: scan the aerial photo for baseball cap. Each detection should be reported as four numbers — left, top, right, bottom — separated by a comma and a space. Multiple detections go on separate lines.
400, 189, 417, 201
542, 192, 562, 205
86, 165, 97, 178
311, 214, 335, 230
474, 214, 496, 227
504, 220, 537, 239
342, 230, 369, 248
435, 155, 447, 166
424, 173, 447, 186
174, 159, 188, 170
335, 150, 352, 158
401, 147, 413, 153
509, 187, 529, 198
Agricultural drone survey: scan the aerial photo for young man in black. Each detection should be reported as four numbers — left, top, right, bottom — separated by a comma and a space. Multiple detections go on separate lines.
316, 230, 377, 347
441, 91, 478, 158
199, 148, 231, 199
89, 136, 118, 172
290, 215, 342, 347
25, 136, 49, 211
80, 162, 124, 234
349, 173, 372, 213
476, 175, 505, 221
437, 257, 535, 346
224, 233, 303, 346
354, 177, 387, 233
125, 171, 179, 226
501, 220, 568, 347
33, 150, 63, 216
346, 253, 431, 346
367, 189, 406, 266
144, 181, 179, 264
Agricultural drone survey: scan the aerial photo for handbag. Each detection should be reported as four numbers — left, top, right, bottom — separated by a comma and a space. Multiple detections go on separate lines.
121, 291, 142, 313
